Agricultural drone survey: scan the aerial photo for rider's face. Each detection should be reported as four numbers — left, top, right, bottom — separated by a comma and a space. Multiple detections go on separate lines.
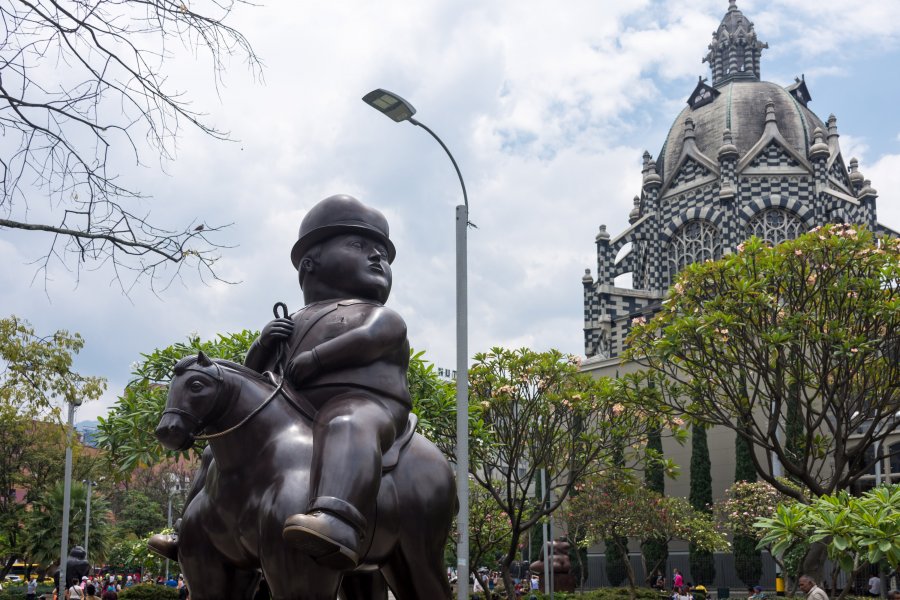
312, 233, 392, 303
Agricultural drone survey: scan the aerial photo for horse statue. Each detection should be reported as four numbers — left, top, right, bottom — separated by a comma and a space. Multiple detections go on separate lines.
154, 353, 456, 600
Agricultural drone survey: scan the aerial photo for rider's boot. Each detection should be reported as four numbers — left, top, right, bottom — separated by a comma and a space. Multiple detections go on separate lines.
148, 518, 181, 561
283, 500, 364, 570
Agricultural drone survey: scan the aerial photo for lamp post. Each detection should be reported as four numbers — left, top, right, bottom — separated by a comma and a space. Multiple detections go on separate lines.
163, 474, 182, 582
362, 88, 470, 600
59, 397, 83, 600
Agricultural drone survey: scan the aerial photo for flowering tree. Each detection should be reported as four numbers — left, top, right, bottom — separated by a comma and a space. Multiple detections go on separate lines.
755, 485, 900, 600
567, 471, 727, 599
468, 348, 671, 600
626, 225, 900, 579
717, 481, 794, 538
447, 484, 513, 599
715, 481, 795, 584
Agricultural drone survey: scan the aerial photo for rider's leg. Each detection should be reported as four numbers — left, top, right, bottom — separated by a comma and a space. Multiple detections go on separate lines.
282, 393, 408, 569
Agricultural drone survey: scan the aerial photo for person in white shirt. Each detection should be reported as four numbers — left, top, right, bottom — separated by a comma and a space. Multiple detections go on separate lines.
799, 575, 829, 600
870, 575, 882, 597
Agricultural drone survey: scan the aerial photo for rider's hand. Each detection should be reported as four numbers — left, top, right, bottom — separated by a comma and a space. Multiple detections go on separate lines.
288, 350, 318, 384
259, 318, 294, 349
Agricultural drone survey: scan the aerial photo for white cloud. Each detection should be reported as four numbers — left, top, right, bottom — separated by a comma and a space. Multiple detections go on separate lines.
3, 0, 900, 422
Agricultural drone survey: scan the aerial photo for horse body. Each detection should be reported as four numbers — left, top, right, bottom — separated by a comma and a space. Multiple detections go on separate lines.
155, 356, 455, 600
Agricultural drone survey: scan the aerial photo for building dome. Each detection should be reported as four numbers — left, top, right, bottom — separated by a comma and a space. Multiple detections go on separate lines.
658, 80, 827, 182
580, 0, 893, 362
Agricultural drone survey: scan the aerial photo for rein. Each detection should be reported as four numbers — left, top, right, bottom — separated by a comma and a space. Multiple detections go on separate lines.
192, 375, 285, 441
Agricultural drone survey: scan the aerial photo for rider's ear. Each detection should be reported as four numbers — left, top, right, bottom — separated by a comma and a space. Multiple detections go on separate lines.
300, 257, 315, 277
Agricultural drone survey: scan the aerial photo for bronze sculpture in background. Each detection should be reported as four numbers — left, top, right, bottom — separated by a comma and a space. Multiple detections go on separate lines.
152, 195, 456, 599
529, 539, 576, 593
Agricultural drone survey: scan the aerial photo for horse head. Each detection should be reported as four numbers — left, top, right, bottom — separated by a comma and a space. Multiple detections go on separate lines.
155, 352, 228, 451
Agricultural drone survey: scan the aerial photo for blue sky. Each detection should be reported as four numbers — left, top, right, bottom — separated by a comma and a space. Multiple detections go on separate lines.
2, 0, 899, 421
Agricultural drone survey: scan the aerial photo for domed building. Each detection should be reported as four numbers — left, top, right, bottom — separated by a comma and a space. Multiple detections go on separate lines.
582, 0, 896, 362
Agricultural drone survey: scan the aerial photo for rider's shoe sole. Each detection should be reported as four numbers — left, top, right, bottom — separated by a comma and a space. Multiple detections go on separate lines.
282, 524, 359, 571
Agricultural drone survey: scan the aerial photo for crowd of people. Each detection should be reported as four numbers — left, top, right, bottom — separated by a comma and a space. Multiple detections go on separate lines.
46, 573, 189, 600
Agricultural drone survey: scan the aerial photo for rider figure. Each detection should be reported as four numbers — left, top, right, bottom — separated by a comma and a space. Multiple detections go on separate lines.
243, 194, 411, 570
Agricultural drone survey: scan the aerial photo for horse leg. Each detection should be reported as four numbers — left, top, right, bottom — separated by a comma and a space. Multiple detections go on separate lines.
380, 528, 451, 600
182, 559, 259, 600
262, 550, 342, 600
340, 572, 388, 600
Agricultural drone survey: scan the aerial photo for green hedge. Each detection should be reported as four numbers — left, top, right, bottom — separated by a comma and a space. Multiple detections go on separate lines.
119, 584, 179, 600
0, 584, 56, 600
522, 589, 667, 600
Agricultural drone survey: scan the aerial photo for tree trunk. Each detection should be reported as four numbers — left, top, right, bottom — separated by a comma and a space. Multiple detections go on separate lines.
615, 538, 638, 600
800, 541, 828, 585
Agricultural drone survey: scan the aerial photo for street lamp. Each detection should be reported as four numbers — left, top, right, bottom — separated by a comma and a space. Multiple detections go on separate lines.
59, 397, 83, 600
363, 88, 470, 600
163, 473, 183, 581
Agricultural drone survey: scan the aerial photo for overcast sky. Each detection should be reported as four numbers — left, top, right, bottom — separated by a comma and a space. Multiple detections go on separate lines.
2, 0, 900, 422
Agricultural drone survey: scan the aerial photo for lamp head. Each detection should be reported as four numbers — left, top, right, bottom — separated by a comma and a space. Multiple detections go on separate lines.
362, 89, 416, 122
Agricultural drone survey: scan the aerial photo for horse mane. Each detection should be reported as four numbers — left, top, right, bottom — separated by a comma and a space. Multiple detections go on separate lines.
172, 355, 272, 385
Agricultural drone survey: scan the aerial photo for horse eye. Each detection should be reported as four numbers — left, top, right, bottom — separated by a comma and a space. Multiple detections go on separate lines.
190, 381, 204, 392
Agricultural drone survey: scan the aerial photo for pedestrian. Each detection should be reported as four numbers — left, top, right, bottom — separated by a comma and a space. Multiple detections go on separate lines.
656, 572, 666, 591
83, 584, 100, 600
869, 574, 881, 597
673, 569, 684, 591
799, 575, 829, 600
67, 578, 84, 600
26, 577, 38, 600
694, 583, 708, 600
100, 584, 117, 600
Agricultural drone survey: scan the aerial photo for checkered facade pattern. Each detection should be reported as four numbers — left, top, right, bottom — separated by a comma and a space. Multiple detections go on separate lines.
582, 116, 890, 359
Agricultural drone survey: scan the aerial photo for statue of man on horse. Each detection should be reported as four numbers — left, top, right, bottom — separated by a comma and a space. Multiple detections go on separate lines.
150, 196, 455, 599
245, 194, 412, 570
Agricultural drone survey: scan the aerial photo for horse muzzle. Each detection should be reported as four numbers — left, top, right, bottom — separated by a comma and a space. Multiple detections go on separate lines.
155, 413, 196, 451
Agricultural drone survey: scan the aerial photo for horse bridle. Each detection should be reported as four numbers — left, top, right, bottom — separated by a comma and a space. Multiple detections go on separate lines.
160, 361, 229, 439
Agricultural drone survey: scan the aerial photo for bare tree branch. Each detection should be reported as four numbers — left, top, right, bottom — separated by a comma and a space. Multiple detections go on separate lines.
0, 0, 261, 292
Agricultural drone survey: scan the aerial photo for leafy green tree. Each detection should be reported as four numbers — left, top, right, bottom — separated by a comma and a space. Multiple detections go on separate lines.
605, 535, 629, 587
689, 425, 715, 585
733, 434, 762, 586
755, 485, 900, 600
97, 330, 460, 476
568, 470, 728, 600
468, 348, 669, 600
106, 537, 172, 581
96, 330, 257, 476
641, 427, 668, 586
626, 225, 900, 578
0, 316, 105, 575
626, 225, 900, 498
716, 481, 792, 586
24, 482, 113, 568
449, 485, 513, 600
115, 491, 168, 538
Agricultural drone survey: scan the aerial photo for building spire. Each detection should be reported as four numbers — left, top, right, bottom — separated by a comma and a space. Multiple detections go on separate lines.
703, 1, 768, 86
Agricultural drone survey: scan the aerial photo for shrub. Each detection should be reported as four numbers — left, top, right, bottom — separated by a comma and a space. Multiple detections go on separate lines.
119, 584, 179, 600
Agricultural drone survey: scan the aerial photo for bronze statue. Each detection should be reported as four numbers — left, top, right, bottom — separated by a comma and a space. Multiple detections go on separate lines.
54, 546, 90, 590
153, 195, 456, 599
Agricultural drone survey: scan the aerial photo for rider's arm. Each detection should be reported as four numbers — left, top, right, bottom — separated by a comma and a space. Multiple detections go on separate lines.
314, 306, 406, 369
244, 338, 271, 373
245, 317, 294, 372
289, 306, 405, 383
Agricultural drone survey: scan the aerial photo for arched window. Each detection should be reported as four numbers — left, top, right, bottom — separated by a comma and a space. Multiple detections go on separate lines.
667, 220, 721, 284
746, 207, 804, 245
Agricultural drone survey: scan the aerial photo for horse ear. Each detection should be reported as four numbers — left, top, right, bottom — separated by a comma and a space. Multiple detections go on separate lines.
197, 351, 213, 367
